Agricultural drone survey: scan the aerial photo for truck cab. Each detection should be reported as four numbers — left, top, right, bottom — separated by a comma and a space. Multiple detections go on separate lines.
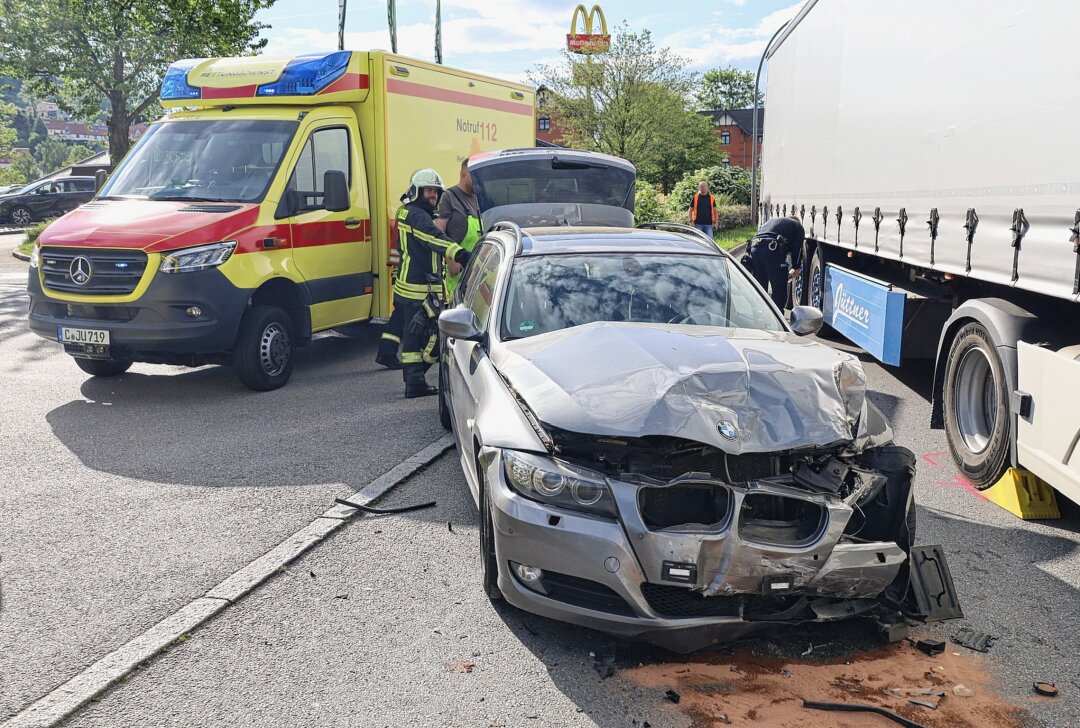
26, 51, 535, 390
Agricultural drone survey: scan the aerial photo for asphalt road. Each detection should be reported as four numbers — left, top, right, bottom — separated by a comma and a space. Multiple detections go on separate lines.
1, 243, 1078, 726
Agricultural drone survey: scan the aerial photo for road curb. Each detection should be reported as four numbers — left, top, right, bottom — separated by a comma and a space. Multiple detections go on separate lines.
11, 249, 29, 262
2, 434, 456, 728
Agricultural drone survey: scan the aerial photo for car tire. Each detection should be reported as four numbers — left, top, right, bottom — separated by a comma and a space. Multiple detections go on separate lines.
74, 357, 132, 377
234, 304, 294, 391
11, 206, 32, 227
438, 363, 452, 431
478, 467, 502, 601
943, 322, 1011, 488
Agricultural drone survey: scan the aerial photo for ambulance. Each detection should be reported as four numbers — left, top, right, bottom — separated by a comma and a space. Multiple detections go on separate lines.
26, 51, 535, 389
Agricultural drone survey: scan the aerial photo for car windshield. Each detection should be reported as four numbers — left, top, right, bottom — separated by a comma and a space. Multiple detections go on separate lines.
100, 119, 298, 203
501, 252, 784, 339
471, 158, 635, 212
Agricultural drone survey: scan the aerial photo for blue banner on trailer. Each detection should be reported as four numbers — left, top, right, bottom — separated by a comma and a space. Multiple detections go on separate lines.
823, 264, 905, 365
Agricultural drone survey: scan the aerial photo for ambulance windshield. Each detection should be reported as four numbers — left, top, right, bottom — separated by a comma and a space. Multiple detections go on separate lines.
101, 119, 299, 203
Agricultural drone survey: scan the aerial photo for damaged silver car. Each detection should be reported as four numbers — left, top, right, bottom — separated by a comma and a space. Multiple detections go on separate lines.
438, 223, 951, 652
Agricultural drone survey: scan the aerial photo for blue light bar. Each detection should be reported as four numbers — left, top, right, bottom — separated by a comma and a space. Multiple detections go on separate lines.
160, 59, 203, 101
256, 51, 351, 97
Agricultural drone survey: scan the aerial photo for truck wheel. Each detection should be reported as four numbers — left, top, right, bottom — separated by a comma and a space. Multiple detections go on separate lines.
478, 467, 502, 601
235, 305, 294, 391
943, 322, 1010, 488
791, 242, 810, 307
74, 357, 131, 377
11, 206, 32, 227
809, 246, 826, 311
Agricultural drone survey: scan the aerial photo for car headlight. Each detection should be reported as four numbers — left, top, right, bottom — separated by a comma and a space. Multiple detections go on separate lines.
502, 449, 618, 518
29, 242, 40, 269
159, 241, 237, 273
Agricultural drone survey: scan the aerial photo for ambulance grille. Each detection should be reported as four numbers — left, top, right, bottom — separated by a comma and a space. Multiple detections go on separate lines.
41, 247, 147, 295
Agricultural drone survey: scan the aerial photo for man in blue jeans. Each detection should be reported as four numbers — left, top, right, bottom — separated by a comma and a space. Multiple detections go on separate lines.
688, 181, 717, 238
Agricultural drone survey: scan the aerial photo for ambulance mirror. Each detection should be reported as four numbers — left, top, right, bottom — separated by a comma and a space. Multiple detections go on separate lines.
323, 170, 350, 212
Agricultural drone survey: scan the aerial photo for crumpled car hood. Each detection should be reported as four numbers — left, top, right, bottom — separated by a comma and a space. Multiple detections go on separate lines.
491, 322, 866, 455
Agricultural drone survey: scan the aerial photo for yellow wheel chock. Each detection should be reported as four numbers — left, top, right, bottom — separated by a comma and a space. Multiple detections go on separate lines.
983, 468, 1061, 520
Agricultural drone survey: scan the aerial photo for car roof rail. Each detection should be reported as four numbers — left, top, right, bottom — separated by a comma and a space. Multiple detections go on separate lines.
489, 220, 524, 254
636, 221, 717, 249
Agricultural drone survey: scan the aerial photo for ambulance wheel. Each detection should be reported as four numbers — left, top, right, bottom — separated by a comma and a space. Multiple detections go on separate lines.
478, 466, 502, 601
943, 322, 1010, 489
235, 305, 294, 391
74, 357, 131, 377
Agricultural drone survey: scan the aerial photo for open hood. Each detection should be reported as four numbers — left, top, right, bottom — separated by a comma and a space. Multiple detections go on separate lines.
38, 199, 260, 253
491, 322, 866, 455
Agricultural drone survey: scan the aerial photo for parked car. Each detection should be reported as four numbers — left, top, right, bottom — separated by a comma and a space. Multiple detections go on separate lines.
437, 222, 942, 652
0, 184, 25, 197
0, 176, 96, 227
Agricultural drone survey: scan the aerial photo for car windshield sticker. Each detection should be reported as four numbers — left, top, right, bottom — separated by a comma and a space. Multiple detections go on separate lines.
519, 320, 535, 333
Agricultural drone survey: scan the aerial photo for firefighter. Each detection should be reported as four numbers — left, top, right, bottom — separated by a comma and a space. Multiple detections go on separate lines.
388, 168, 471, 398
747, 214, 805, 310
435, 157, 482, 299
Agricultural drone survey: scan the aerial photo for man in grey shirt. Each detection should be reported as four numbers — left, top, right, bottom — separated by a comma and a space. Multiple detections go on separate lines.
435, 158, 482, 298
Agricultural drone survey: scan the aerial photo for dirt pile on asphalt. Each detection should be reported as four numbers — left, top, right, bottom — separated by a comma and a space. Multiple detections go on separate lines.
625, 641, 1026, 727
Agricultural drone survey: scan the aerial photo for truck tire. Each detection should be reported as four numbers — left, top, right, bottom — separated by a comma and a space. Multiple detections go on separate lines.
74, 357, 131, 377
809, 246, 826, 311
942, 322, 1010, 488
791, 242, 810, 307
11, 206, 32, 227
234, 304, 294, 391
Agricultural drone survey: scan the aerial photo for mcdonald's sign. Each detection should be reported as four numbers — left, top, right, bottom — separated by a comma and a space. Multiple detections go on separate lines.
567, 4, 611, 54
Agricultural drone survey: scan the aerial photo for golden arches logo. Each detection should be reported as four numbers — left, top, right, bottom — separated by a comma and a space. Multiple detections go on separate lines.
567, 4, 611, 54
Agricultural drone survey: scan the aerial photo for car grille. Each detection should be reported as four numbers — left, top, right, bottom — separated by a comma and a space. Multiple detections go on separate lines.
639, 483, 732, 530
539, 571, 636, 616
41, 247, 148, 295
640, 583, 742, 618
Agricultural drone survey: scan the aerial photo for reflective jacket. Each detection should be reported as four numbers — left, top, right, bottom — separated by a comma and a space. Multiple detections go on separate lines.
393, 201, 469, 301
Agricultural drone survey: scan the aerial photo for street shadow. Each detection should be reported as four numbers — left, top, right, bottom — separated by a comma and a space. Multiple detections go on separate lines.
43, 326, 446, 490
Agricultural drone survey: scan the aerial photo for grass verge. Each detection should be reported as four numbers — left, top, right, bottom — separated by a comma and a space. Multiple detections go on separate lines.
714, 224, 757, 251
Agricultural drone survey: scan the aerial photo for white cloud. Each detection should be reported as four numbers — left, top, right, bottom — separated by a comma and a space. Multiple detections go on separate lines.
755, 3, 804, 37
661, 1, 803, 69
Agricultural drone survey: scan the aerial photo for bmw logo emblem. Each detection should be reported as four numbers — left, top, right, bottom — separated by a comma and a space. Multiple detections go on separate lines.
717, 420, 738, 441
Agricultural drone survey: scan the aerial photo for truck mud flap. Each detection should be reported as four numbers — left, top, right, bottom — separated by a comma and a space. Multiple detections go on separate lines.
903, 545, 963, 622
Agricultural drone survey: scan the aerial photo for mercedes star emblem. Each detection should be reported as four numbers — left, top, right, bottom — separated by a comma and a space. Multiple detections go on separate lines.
69, 256, 92, 286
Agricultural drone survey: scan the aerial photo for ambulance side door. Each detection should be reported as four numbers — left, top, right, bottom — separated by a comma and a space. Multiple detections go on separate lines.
279, 114, 373, 331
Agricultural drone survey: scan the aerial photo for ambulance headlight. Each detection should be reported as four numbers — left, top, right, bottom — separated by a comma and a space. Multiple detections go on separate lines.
159, 241, 237, 273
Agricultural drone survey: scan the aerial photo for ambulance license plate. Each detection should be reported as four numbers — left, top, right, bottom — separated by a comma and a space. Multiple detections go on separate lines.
58, 326, 110, 345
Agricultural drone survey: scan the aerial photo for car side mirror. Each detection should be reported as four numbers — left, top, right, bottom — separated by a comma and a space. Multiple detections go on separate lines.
439, 305, 485, 343
323, 170, 349, 212
789, 305, 824, 335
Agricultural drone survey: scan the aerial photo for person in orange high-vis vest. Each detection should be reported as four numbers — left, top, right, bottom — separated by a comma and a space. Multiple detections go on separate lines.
688, 181, 718, 239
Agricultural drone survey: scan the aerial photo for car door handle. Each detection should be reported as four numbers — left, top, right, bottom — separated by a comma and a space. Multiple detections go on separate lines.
344, 217, 361, 228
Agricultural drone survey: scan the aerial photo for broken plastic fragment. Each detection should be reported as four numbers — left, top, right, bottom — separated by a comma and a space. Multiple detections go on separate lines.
952, 684, 975, 697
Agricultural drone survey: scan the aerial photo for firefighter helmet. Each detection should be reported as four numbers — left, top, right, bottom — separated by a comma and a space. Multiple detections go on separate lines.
402, 168, 446, 203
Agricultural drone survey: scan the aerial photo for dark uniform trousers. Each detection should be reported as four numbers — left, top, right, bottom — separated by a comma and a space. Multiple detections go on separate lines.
377, 304, 405, 361
749, 235, 792, 310
398, 294, 440, 390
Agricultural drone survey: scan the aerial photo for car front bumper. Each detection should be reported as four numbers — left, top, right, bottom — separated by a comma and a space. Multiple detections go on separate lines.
481, 448, 909, 653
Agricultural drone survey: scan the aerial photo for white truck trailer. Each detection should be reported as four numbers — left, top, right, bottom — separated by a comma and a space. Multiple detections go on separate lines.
761, 0, 1080, 505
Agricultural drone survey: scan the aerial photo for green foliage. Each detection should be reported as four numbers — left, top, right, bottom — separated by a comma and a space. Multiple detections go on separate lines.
667, 166, 753, 216
64, 144, 95, 166
698, 67, 763, 110
9, 149, 39, 182
35, 136, 69, 175
25, 218, 53, 244
0, 0, 276, 162
633, 179, 663, 225
714, 224, 758, 250
716, 205, 752, 230
531, 25, 719, 193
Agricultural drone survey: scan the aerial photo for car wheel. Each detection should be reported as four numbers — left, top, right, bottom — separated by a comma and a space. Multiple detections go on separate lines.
73, 357, 132, 377
234, 304, 294, 391
943, 322, 1011, 488
11, 206, 32, 227
478, 467, 502, 601
438, 362, 452, 431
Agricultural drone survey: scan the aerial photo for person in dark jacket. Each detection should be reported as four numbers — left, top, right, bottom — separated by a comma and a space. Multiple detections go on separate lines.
747, 215, 805, 310
377, 168, 471, 397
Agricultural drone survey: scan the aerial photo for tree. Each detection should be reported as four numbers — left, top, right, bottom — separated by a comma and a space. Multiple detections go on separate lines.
698, 67, 762, 110
0, 0, 275, 163
667, 165, 753, 213
10, 150, 39, 183
35, 136, 70, 175
65, 144, 96, 166
531, 25, 719, 192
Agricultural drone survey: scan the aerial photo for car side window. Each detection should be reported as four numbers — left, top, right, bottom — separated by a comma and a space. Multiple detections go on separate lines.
462, 243, 502, 328
285, 126, 350, 213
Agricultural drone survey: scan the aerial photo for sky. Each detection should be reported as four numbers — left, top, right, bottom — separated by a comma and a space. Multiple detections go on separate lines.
257, 0, 805, 84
